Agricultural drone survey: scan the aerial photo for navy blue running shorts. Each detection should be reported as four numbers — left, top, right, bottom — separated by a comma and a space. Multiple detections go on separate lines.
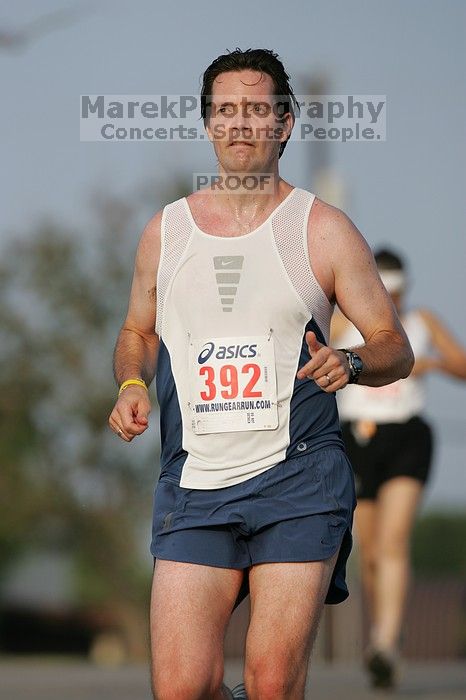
151, 446, 356, 605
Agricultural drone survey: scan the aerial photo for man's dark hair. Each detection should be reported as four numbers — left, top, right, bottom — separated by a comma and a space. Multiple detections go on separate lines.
200, 48, 298, 158
373, 248, 405, 271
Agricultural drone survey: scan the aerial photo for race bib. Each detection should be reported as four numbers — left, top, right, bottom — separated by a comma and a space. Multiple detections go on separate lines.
188, 334, 279, 434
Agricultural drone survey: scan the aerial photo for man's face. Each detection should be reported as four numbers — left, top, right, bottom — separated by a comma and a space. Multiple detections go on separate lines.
205, 70, 293, 173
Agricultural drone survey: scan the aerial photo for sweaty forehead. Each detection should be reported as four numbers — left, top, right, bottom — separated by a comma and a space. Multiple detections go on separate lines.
212, 70, 274, 95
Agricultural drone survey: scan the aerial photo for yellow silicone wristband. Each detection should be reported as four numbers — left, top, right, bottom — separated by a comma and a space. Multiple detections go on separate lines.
118, 378, 148, 396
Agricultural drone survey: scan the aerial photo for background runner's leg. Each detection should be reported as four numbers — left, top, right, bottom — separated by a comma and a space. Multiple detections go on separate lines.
373, 476, 424, 652
354, 499, 378, 622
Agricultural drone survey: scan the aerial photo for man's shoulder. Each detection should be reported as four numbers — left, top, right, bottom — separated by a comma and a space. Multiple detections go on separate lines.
138, 208, 164, 255
143, 208, 163, 234
308, 196, 352, 232
307, 197, 360, 253
306, 196, 370, 300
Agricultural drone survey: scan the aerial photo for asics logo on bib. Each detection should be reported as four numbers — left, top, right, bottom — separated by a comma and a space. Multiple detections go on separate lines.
198, 341, 258, 364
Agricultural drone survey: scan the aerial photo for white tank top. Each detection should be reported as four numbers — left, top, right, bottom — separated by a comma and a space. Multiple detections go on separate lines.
155, 187, 341, 489
337, 309, 431, 423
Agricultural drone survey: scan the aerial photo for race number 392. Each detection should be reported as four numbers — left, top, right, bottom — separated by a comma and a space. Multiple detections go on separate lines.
198, 362, 262, 400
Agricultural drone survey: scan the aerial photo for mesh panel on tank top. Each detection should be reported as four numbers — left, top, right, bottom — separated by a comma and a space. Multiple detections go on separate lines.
156, 199, 193, 337
272, 189, 333, 343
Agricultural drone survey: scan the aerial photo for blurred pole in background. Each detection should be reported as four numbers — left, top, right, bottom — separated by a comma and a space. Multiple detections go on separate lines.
304, 73, 359, 664
306, 75, 348, 211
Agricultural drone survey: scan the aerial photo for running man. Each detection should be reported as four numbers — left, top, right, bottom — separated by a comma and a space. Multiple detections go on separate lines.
333, 248, 466, 689
108, 49, 414, 700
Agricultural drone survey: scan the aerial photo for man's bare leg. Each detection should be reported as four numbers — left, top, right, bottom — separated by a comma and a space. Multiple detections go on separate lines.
150, 559, 243, 700
243, 549, 340, 700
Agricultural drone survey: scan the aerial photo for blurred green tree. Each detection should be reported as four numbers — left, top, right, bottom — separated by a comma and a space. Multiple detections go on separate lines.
0, 178, 189, 657
412, 511, 466, 578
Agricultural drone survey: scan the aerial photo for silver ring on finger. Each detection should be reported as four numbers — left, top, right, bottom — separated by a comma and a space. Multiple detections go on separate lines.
117, 428, 123, 437
325, 374, 331, 386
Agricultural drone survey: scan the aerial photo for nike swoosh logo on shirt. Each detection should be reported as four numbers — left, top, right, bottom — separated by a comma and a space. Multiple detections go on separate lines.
213, 255, 244, 270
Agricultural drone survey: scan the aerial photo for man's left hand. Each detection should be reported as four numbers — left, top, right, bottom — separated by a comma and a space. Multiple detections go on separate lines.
296, 331, 350, 392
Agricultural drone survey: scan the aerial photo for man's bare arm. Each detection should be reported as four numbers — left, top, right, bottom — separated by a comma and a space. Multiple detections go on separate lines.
113, 210, 162, 386
330, 208, 413, 385
300, 201, 414, 391
109, 210, 161, 441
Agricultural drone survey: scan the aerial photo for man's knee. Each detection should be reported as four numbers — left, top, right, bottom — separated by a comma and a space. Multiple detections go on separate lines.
152, 663, 224, 700
244, 654, 305, 700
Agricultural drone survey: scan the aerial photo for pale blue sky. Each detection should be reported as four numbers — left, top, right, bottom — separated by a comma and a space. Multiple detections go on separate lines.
2, 0, 465, 508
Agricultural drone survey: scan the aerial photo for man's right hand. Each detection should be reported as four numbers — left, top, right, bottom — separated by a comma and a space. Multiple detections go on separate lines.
108, 386, 151, 442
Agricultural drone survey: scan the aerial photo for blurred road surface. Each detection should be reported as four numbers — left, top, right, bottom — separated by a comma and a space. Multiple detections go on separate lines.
0, 658, 465, 699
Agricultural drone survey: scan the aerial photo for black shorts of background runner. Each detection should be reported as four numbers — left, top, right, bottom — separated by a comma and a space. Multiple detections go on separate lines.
341, 416, 433, 500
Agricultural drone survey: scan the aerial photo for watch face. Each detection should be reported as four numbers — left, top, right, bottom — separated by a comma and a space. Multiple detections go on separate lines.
339, 348, 363, 383
347, 351, 363, 383
352, 353, 363, 373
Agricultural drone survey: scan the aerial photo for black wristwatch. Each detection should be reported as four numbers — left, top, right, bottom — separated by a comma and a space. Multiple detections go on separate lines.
339, 349, 364, 384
